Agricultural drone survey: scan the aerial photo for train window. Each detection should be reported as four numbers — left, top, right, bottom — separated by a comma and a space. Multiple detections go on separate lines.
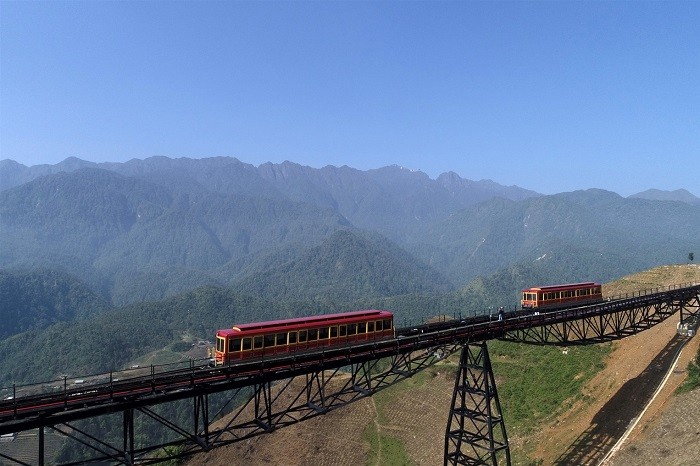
348, 323, 357, 335
358, 322, 366, 333
330, 326, 338, 338
264, 334, 275, 348
308, 329, 318, 341
289, 332, 297, 344
339, 325, 347, 337
242, 337, 252, 351
298, 330, 307, 343
383, 319, 392, 330
367, 321, 375, 332
319, 327, 329, 339
228, 338, 241, 353
216, 337, 225, 353
253, 336, 263, 350
375, 320, 383, 331
276, 333, 287, 346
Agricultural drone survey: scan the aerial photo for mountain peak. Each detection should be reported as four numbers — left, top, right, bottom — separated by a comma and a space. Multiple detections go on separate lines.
629, 188, 700, 205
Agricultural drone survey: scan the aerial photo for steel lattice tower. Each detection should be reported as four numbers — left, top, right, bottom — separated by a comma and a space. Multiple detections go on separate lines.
444, 342, 511, 466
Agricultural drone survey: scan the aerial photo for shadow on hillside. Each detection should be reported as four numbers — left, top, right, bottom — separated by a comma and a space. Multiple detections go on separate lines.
552, 334, 687, 466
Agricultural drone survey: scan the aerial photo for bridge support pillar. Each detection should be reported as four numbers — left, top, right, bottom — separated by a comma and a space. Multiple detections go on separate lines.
677, 291, 700, 336
194, 394, 210, 449
123, 408, 134, 465
444, 342, 510, 466
38, 426, 44, 466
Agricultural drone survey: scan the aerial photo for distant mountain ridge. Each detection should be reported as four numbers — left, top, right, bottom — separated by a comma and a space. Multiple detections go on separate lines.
1, 156, 699, 308
1, 156, 541, 243
408, 188, 700, 286
629, 188, 700, 205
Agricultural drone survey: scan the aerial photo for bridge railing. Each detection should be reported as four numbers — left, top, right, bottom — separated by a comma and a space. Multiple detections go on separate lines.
0, 357, 213, 414
604, 281, 700, 302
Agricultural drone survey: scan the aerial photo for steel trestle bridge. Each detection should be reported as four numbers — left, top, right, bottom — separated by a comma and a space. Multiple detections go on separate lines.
1, 283, 699, 466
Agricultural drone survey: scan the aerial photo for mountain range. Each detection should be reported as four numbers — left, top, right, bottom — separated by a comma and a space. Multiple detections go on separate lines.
1, 156, 698, 309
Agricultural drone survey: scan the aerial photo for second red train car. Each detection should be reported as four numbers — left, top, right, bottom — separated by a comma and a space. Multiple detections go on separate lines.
521, 282, 603, 310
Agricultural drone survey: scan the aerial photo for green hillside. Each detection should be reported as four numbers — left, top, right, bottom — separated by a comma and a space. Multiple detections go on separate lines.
0, 269, 110, 339
409, 189, 700, 284
233, 229, 454, 302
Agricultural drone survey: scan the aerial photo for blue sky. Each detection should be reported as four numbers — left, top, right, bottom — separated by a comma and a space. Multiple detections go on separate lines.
1, 1, 698, 196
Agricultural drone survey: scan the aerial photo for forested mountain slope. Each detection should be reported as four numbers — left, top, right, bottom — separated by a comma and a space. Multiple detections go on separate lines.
233, 229, 454, 302
0, 167, 351, 304
2, 157, 698, 309
0, 269, 109, 339
409, 189, 700, 284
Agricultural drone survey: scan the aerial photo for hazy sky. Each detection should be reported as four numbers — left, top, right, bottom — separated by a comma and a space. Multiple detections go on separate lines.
1, 1, 698, 196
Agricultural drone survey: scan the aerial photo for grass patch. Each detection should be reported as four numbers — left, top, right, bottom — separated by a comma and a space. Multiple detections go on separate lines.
361, 364, 442, 464
489, 340, 611, 433
363, 420, 415, 466
130, 348, 186, 367
676, 346, 700, 394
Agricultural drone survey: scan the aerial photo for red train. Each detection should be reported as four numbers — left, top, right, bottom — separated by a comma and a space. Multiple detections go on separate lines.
521, 282, 603, 310
214, 309, 394, 365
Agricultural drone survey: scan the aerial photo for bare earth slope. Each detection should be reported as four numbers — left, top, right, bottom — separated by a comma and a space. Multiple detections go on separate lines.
186, 264, 700, 466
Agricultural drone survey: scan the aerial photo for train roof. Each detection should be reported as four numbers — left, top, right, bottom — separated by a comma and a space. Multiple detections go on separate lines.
522, 282, 601, 292
216, 309, 393, 337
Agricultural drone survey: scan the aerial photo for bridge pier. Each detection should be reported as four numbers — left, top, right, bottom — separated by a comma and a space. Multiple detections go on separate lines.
444, 342, 510, 466
123, 408, 134, 465
677, 291, 700, 336
38, 426, 44, 466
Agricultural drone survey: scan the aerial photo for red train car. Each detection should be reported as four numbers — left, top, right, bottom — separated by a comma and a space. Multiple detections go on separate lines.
214, 310, 394, 365
521, 282, 603, 310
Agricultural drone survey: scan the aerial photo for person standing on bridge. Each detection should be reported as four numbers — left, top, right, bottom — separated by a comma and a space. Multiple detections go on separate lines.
498, 307, 505, 321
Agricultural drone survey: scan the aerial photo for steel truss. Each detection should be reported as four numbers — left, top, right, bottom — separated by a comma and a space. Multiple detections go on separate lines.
0, 344, 460, 465
501, 291, 700, 345
444, 342, 510, 466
